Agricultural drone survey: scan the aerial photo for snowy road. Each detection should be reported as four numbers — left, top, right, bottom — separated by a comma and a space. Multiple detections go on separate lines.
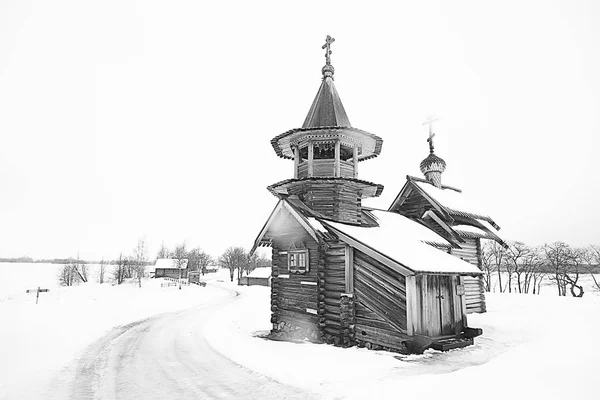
54, 286, 316, 400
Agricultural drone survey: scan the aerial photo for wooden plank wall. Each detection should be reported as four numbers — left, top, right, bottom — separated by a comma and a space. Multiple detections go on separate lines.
270, 213, 320, 334
321, 240, 347, 340
449, 238, 486, 313
293, 182, 362, 224
352, 250, 411, 350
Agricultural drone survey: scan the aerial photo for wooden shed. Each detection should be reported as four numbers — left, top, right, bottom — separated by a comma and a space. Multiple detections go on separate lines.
239, 267, 272, 287
250, 36, 482, 353
154, 258, 189, 279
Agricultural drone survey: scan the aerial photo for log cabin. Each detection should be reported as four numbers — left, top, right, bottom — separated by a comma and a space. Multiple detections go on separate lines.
154, 258, 189, 279
250, 36, 483, 353
387, 123, 507, 314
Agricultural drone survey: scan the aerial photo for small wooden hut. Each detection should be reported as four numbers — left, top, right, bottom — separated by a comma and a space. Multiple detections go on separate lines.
154, 258, 189, 279
251, 37, 482, 353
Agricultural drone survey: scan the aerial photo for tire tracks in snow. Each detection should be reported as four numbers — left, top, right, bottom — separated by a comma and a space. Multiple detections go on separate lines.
49, 284, 317, 400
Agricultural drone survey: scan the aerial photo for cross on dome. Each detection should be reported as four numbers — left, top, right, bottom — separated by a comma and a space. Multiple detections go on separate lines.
322, 35, 335, 65
422, 116, 438, 154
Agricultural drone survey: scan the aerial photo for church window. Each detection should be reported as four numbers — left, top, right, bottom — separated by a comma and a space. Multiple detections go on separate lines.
288, 242, 309, 273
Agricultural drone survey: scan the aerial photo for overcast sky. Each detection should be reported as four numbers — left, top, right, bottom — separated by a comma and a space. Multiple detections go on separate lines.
0, 0, 598, 260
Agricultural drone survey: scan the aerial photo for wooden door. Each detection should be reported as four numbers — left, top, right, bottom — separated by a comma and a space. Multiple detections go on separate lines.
419, 275, 461, 337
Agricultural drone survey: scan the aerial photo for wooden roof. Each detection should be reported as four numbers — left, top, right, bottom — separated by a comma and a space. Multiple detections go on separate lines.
303, 76, 350, 128
270, 69, 382, 161
388, 175, 507, 248
267, 177, 384, 199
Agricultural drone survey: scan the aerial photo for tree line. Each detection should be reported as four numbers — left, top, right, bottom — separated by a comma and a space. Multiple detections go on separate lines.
59, 238, 150, 287
218, 246, 270, 282
481, 241, 600, 297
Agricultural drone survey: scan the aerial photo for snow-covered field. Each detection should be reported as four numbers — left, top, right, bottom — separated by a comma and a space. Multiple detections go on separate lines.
1, 263, 599, 399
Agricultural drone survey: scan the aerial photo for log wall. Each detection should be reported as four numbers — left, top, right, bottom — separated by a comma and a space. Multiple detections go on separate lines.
320, 240, 347, 342
289, 181, 362, 224
270, 213, 320, 340
352, 250, 411, 351
449, 238, 486, 313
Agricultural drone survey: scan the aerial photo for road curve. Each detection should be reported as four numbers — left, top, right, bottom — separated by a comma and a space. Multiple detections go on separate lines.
61, 286, 317, 400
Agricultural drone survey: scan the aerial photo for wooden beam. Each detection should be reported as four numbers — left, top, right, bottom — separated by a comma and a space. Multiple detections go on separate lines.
353, 145, 358, 178
334, 140, 341, 177
405, 276, 416, 336
344, 245, 354, 293
293, 146, 299, 179
308, 141, 314, 177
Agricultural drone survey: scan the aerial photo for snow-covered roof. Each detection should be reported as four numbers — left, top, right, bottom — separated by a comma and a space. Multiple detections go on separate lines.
248, 267, 272, 278
155, 259, 188, 269
414, 181, 492, 221
453, 224, 486, 235
322, 211, 482, 275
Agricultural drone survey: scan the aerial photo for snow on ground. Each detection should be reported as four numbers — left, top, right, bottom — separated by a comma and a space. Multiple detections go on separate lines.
205, 276, 600, 400
2, 264, 599, 399
0, 263, 228, 400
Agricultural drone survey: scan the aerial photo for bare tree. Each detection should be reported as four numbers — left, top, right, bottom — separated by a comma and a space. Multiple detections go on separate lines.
114, 253, 127, 285
583, 245, 600, 292
503, 242, 532, 293
543, 242, 585, 297
79, 260, 89, 283
99, 258, 106, 284
157, 241, 170, 259
172, 242, 188, 289
219, 247, 248, 282
482, 241, 506, 292
521, 247, 545, 294
58, 262, 80, 286
133, 238, 148, 288
188, 247, 212, 274
480, 241, 495, 292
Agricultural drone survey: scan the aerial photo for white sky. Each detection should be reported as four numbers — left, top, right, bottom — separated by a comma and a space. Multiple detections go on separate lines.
0, 0, 598, 260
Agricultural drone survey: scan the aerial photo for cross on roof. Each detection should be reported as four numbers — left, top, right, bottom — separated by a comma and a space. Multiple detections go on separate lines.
322, 35, 335, 65
422, 116, 439, 153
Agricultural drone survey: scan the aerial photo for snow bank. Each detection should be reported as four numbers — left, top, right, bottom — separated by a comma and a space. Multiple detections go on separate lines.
205, 285, 599, 400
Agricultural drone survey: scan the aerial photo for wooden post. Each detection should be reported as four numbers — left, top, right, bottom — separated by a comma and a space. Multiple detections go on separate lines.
405, 275, 417, 336
353, 145, 358, 178
293, 146, 299, 179
308, 141, 314, 177
334, 140, 341, 177
344, 245, 354, 293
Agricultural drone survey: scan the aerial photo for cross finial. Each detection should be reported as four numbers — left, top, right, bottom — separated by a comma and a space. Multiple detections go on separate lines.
422, 116, 439, 154
322, 35, 335, 65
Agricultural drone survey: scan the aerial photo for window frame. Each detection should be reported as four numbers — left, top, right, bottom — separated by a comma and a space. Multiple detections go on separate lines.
288, 249, 309, 273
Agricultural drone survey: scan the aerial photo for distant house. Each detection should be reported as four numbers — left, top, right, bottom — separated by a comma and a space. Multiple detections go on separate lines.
154, 258, 189, 279
239, 267, 272, 287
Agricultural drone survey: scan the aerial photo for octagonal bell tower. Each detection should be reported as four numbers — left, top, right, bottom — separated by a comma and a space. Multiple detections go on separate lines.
268, 36, 383, 225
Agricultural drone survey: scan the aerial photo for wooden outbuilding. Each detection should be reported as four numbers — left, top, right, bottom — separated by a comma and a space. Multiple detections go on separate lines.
251, 37, 482, 353
154, 258, 189, 279
239, 267, 272, 287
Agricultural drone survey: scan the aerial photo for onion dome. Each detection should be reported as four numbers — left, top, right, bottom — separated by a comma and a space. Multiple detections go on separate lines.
420, 152, 447, 175
420, 119, 446, 188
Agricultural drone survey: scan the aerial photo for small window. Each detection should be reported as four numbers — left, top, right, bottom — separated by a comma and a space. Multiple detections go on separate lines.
287, 242, 309, 273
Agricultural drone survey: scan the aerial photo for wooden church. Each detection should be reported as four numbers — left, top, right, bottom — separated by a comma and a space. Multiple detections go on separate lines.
251, 36, 486, 353
387, 122, 507, 314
